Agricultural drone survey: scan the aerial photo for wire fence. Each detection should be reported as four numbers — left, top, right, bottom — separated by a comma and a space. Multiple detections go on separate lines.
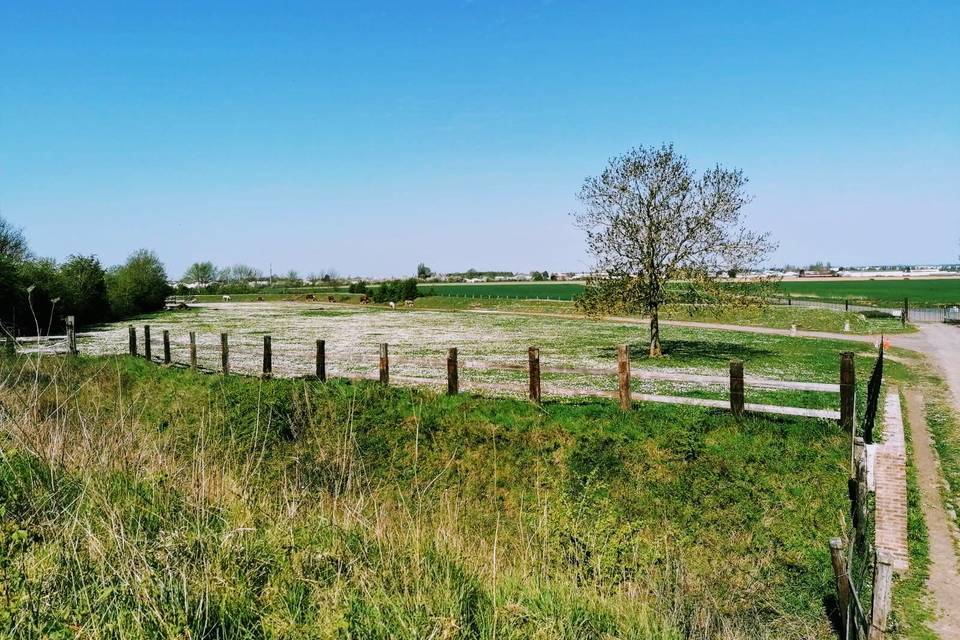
775, 296, 960, 323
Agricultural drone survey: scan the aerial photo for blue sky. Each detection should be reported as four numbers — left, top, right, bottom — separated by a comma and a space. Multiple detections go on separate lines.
1, 1, 957, 278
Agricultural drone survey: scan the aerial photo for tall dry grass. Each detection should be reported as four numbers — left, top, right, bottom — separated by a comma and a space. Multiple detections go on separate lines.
0, 352, 833, 639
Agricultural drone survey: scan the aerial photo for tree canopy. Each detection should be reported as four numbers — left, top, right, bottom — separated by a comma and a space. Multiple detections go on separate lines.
574, 144, 775, 356
182, 261, 217, 286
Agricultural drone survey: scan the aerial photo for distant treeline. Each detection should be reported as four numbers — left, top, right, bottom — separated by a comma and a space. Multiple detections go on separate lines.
0, 217, 171, 337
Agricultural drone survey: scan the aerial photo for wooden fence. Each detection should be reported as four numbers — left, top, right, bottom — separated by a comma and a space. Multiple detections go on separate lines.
81, 321, 859, 425
828, 343, 893, 640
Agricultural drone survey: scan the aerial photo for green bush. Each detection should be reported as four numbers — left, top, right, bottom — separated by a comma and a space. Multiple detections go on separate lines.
372, 278, 422, 303
106, 249, 171, 318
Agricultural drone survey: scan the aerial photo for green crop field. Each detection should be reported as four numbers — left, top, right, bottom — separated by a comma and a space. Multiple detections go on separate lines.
424, 277, 960, 308
778, 278, 960, 307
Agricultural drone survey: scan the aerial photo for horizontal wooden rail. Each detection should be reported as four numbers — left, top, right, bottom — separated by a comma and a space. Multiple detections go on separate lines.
385, 355, 837, 392
88, 331, 849, 423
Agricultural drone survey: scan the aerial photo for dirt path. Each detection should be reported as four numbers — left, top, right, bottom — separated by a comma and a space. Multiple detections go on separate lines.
905, 388, 960, 638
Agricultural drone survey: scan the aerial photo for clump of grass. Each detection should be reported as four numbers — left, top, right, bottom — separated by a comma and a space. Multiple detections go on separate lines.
0, 354, 848, 638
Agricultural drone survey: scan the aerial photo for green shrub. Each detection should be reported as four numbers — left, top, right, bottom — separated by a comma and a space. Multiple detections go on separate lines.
372, 278, 423, 303
106, 249, 171, 318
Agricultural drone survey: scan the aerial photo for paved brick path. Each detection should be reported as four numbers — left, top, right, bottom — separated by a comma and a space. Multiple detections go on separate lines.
874, 387, 909, 572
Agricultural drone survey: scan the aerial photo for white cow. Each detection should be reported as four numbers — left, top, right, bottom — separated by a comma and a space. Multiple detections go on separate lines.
222, 295, 232, 302
389, 301, 396, 309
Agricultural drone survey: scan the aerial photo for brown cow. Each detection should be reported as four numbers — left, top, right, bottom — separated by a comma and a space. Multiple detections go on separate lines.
360, 294, 370, 304
327, 295, 336, 303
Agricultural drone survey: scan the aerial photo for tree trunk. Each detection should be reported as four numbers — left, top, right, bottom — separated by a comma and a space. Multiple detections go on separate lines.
649, 307, 662, 357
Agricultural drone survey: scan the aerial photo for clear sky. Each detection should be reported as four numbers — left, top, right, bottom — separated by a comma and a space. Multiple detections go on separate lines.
1, 1, 958, 279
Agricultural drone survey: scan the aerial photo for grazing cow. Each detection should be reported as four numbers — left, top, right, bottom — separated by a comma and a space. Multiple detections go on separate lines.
327, 295, 336, 303
389, 301, 396, 309
359, 295, 370, 304
256, 296, 264, 302
222, 295, 232, 302
404, 299, 414, 307
305, 294, 316, 301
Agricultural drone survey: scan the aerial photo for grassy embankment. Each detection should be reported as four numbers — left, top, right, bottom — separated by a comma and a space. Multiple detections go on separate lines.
2, 349, 866, 639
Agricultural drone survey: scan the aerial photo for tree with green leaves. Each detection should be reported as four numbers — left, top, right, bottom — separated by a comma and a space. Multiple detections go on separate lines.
416, 263, 433, 279
59, 255, 110, 326
574, 144, 775, 356
182, 261, 217, 287
106, 249, 170, 318
219, 264, 262, 284
0, 215, 30, 263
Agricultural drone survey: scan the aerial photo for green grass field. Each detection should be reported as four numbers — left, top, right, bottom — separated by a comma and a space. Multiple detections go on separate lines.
3, 297, 937, 638
779, 278, 960, 307
420, 277, 960, 308
0, 355, 860, 638
188, 277, 960, 309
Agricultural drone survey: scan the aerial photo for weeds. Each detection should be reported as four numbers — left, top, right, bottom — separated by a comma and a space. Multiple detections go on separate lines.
0, 354, 848, 638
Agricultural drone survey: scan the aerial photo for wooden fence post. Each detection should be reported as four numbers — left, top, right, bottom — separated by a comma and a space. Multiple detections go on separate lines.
853, 435, 865, 468
870, 552, 894, 639
189, 332, 197, 370
128, 326, 137, 356
143, 325, 152, 361
4, 335, 14, 356
528, 347, 541, 404
447, 347, 459, 395
379, 343, 389, 384
845, 299, 849, 311
902, 297, 908, 326
730, 360, 745, 418
829, 538, 852, 636
848, 451, 869, 556
162, 330, 171, 365
220, 333, 229, 375
316, 339, 326, 381
66, 315, 77, 355
617, 345, 631, 410
840, 352, 856, 433
262, 335, 272, 378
